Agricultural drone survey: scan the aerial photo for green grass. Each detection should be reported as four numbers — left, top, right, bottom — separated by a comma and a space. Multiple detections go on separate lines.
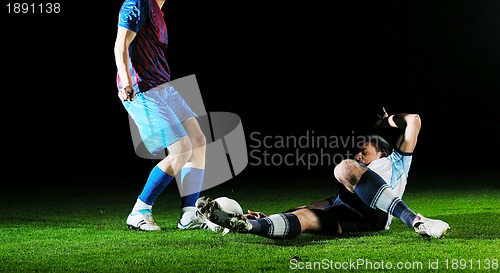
0, 171, 498, 272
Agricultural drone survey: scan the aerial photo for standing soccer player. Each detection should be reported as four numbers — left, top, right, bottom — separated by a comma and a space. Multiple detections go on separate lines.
114, 0, 207, 231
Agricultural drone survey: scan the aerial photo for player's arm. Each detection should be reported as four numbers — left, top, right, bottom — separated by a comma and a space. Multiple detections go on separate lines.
375, 107, 422, 153
114, 26, 137, 101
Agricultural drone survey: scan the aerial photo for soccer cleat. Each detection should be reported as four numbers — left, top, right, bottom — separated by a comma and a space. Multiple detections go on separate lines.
413, 213, 450, 239
204, 219, 231, 235
177, 204, 230, 233
177, 209, 209, 230
191, 205, 231, 235
126, 209, 161, 231
196, 196, 252, 233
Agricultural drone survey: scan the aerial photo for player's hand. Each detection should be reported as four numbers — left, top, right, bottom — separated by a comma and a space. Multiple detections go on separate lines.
118, 86, 135, 102
374, 107, 389, 127
244, 210, 267, 220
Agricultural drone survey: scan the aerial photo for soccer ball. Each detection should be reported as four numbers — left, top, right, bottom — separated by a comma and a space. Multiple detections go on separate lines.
213, 196, 243, 215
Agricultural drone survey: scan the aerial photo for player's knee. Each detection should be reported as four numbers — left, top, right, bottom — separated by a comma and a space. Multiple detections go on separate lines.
334, 159, 355, 181
190, 131, 206, 150
171, 137, 193, 164
334, 159, 363, 189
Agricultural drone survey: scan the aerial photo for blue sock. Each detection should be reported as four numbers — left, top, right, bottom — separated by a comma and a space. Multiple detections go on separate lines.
354, 169, 417, 228
248, 213, 302, 239
138, 165, 174, 206
179, 167, 204, 208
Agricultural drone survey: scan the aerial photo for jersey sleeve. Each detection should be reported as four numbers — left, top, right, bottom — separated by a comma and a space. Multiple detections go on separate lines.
118, 0, 146, 33
389, 149, 413, 191
389, 149, 413, 177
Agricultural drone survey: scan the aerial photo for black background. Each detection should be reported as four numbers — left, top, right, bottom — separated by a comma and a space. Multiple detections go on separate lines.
2, 0, 500, 186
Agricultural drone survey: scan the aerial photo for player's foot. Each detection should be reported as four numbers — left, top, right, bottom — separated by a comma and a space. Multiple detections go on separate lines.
177, 209, 209, 230
204, 219, 231, 235
413, 213, 450, 239
196, 196, 251, 233
177, 204, 231, 234
126, 209, 161, 231
191, 205, 231, 235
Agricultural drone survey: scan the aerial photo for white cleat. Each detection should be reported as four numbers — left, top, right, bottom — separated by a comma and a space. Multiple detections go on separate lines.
177, 209, 209, 230
127, 209, 161, 231
190, 202, 230, 235
413, 213, 450, 239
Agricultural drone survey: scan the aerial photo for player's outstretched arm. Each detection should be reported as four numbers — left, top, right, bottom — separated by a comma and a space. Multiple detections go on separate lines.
375, 107, 421, 153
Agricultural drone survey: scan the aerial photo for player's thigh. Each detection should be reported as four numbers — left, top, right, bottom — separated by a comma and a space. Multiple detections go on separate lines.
126, 91, 188, 156
165, 86, 198, 124
182, 117, 206, 149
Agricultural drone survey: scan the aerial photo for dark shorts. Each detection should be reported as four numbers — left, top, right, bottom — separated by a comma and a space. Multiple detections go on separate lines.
322, 186, 389, 233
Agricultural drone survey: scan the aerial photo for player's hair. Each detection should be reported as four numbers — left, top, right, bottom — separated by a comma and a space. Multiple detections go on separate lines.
362, 134, 391, 157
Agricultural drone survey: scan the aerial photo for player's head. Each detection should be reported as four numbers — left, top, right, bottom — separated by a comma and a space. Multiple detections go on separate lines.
355, 134, 390, 165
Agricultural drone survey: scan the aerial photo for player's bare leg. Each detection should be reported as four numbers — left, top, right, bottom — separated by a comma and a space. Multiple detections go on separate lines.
127, 136, 193, 231
197, 196, 341, 238
177, 117, 208, 229
289, 208, 342, 235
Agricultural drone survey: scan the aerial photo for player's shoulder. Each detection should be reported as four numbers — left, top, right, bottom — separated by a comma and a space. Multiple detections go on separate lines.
120, 0, 151, 10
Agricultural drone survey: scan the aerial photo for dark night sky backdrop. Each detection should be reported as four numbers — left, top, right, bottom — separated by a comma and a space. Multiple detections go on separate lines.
2, 0, 499, 186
